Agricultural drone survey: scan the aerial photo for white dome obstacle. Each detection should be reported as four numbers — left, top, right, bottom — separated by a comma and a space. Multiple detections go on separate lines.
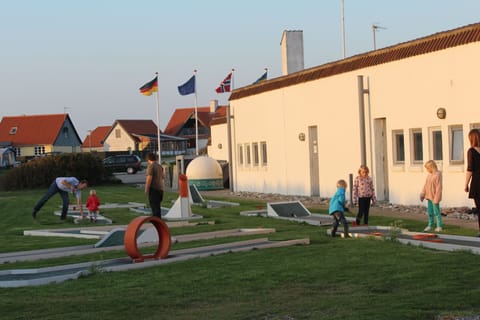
185, 155, 223, 190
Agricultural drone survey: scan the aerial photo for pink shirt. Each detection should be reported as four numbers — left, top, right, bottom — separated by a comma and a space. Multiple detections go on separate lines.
421, 171, 442, 204
353, 175, 376, 203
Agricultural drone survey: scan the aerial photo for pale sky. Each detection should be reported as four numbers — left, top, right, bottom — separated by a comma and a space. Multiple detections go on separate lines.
1, 0, 480, 140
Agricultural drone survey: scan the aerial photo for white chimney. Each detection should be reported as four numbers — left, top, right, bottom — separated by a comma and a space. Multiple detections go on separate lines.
281, 30, 304, 75
210, 99, 218, 113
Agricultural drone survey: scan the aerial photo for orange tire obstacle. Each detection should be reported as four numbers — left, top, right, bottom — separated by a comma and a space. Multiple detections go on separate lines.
412, 233, 444, 243
124, 216, 171, 262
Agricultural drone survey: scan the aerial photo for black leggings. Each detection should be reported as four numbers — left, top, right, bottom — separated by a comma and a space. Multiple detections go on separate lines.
475, 198, 480, 230
356, 197, 372, 225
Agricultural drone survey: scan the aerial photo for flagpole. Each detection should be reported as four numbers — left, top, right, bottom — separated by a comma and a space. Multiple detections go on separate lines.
227, 68, 234, 191
154, 72, 161, 163
194, 69, 198, 156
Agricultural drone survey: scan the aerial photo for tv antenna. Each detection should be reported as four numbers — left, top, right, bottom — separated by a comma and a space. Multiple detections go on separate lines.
372, 23, 387, 50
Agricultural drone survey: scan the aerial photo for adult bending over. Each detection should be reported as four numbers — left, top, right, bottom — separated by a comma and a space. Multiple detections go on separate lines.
33, 177, 88, 220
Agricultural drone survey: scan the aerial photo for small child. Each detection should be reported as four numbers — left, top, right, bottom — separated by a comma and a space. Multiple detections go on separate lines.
329, 179, 350, 237
85, 189, 101, 223
420, 160, 443, 232
353, 165, 376, 226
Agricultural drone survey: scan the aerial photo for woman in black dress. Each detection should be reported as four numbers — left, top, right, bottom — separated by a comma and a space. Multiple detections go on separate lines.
464, 128, 480, 236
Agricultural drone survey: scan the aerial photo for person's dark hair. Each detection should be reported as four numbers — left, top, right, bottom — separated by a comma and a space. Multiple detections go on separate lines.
468, 129, 480, 147
146, 153, 158, 161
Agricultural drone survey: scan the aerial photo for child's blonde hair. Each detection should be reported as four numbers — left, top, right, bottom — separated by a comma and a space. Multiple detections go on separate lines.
358, 165, 370, 175
424, 160, 438, 172
89, 189, 96, 196
337, 179, 347, 188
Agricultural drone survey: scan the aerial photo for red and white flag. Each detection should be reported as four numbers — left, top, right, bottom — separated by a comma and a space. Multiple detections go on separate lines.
215, 72, 232, 93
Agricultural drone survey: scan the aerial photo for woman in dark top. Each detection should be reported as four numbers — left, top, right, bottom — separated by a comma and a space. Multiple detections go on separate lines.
464, 128, 480, 236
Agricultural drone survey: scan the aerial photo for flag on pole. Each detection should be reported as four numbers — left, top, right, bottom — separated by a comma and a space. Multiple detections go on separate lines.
139, 76, 158, 96
178, 75, 196, 95
215, 72, 233, 93
252, 70, 267, 85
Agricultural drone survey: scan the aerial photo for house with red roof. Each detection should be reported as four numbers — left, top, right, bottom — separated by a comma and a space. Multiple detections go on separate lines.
81, 126, 110, 152
102, 119, 187, 156
0, 113, 82, 160
164, 100, 227, 154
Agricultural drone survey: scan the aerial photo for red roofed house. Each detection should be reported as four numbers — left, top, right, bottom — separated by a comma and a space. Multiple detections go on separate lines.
103, 120, 159, 153
81, 126, 111, 152
0, 113, 83, 160
102, 119, 187, 156
164, 100, 227, 154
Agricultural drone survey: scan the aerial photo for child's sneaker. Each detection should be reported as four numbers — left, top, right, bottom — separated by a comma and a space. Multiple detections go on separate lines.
435, 227, 442, 232
423, 226, 432, 232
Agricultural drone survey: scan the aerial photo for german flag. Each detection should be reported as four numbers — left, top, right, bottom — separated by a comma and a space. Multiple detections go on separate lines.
139, 76, 158, 96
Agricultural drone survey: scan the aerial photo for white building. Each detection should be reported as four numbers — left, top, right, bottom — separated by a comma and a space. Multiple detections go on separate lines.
228, 22, 480, 207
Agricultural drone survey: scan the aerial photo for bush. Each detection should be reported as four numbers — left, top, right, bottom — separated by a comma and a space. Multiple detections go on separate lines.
0, 153, 113, 191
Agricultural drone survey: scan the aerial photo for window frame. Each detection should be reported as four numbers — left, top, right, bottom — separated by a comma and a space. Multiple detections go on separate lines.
392, 130, 405, 164
252, 142, 259, 166
410, 128, 423, 164
34, 146, 45, 156
260, 141, 267, 166
449, 125, 464, 164
237, 144, 244, 166
245, 143, 251, 166
429, 127, 443, 161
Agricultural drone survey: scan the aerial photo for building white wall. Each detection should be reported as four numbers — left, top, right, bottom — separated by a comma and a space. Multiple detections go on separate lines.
103, 125, 136, 152
207, 122, 229, 161
230, 41, 480, 208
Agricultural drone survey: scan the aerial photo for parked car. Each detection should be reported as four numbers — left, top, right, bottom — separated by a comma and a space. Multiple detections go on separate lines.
103, 155, 142, 174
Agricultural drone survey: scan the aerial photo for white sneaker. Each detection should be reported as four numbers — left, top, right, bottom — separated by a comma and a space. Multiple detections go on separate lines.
435, 227, 442, 232
423, 226, 432, 232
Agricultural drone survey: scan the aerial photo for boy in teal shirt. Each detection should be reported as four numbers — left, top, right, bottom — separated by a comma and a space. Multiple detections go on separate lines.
329, 179, 350, 237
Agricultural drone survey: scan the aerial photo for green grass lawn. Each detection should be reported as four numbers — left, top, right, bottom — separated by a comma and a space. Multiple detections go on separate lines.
0, 185, 479, 320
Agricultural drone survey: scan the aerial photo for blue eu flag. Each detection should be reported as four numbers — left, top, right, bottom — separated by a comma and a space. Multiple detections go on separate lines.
178, 75, 196, 95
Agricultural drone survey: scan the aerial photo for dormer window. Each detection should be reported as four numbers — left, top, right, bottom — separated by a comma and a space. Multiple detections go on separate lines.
9, 127, 17, 135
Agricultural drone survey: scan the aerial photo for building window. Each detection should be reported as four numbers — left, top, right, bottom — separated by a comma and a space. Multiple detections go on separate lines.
238, 144, 244, 165
115, 129, 121, 138
63, 127, 69, 138
34, 146, 45, 156
449, 125, 464, 163
252, 143, 259, 166
245, 144, 251, 165
392, 130, 405, 164
431, 128, 443, 161
410, 129, 423, 163
9, 127, 17, 135
14, 147, 21, 157
261, 141, 267, 166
